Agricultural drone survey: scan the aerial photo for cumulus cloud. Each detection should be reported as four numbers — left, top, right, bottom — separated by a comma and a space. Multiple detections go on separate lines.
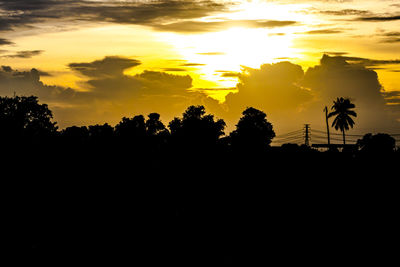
224, 62, 313, 128
221, 55, 400, 133
302, 55, 400, 131
1, 54, 400, 134
0, 56, 215, 127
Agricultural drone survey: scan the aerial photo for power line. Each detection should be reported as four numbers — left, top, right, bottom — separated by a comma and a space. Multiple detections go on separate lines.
275, 130, 303, 138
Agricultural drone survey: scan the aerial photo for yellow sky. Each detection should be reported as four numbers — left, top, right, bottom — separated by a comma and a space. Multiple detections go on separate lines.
1, 0, 400, 131
1, 1, 399, 95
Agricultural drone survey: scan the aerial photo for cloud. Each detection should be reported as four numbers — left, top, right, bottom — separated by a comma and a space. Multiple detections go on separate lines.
326, 56, 400, 67
2, 54, 400, 133
180, 63, 206, 67
0, 56, 215, 127
0, 0, 231, 33
357, 15, 400, 22
68, 56, 141, 78
220, 72, 240, 77
1, 66, 12, 72
320, 9, 371, 16
221, 55, 400, 133
0, 38, 13, 45
323, 51, 349, 56
155, 19, 298, 33
161, 68, 188, 72
301, 55, 400, 130
1, 50, 44, 58
382, 91, 400, 105
378, 31, 400, 43
224, 61, 313, 119
301, 29, 343, 34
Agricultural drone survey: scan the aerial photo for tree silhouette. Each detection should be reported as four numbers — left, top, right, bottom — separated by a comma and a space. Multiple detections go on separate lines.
146, 113, 167, 136
328, 97, 357, 145
0, 95, 57, 143
168, 105, 225, 148
229, 107, 275, 150
357, 133, 396, 154
61, 126, 89, 146
115, 115, 146, 140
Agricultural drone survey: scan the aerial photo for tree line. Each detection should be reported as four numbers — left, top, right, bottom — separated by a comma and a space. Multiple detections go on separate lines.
0, 95, 398, 155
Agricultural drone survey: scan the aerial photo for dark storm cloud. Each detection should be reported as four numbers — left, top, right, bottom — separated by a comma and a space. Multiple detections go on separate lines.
0, 0, 67, 11
0, 38, 13, 45
1, 50, 44, 58
0, 0, 231, 32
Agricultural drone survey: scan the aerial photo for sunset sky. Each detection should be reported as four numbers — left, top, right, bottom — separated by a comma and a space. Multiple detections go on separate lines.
1, 0, 400, 136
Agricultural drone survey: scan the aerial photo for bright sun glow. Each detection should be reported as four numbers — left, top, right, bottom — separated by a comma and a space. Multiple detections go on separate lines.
156, 1, 312, 102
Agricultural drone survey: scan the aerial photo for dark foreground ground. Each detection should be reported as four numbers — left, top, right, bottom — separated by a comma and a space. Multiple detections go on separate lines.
4, 145, 399, 265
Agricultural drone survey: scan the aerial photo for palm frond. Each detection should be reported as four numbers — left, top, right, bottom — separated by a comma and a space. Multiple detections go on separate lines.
347, 110, 357, 117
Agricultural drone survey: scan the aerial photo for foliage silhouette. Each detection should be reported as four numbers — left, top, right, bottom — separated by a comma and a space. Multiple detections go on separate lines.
357, 133, 396, 154
115, 115, 146, 140
0, 95, 57, 143
146, 113, 167, 136
328, 97, 357, 144
168, 105, 225, 150
60, 126, 89, 146
229, 107, 275, 151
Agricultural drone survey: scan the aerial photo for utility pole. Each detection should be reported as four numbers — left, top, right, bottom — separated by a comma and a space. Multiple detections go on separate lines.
324, 106, 330, 145
304, 124, 310, 147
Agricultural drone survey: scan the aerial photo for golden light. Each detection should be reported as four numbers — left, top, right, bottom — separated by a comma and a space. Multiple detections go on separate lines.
156, 0, 314, 102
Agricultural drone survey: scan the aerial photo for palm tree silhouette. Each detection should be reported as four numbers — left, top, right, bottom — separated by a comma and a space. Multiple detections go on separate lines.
328, 97, 357, 145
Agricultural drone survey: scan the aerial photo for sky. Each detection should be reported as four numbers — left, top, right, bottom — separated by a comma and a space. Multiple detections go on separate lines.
1, 0, 400, 137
